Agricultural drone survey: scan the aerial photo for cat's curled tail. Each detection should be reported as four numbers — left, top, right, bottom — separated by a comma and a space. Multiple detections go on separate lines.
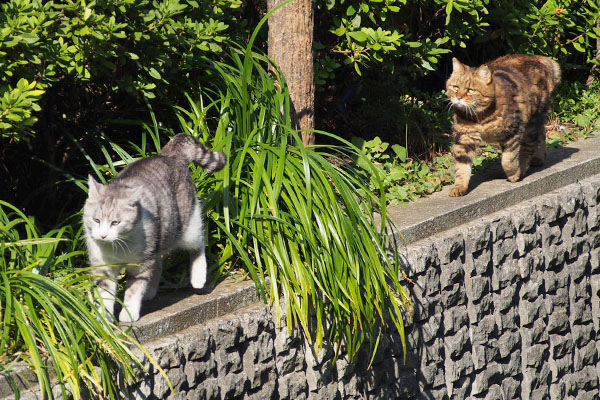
160, 133, 227, 172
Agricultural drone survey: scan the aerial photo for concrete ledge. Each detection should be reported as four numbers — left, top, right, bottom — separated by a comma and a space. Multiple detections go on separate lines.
129, 277, 261, 344
388, 134, 600, 245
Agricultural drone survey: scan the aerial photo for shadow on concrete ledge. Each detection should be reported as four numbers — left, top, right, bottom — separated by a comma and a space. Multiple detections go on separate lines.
388, 135, 600, 245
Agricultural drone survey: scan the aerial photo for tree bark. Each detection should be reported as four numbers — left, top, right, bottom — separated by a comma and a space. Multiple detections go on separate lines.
586, 15, 600, 88
267, 0, 315, 145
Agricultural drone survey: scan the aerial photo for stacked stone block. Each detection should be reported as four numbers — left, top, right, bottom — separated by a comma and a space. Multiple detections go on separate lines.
130, 303, 417, 399
404, 178, 600, 399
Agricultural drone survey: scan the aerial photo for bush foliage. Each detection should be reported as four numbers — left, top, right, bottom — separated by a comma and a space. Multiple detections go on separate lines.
314, 0, 599, 81
3, 0, 598, 142
0, 0, 242, 141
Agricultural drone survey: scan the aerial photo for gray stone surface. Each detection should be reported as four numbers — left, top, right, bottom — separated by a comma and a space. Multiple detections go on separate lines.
396, 173, 600, 399
127, 303, 421, 399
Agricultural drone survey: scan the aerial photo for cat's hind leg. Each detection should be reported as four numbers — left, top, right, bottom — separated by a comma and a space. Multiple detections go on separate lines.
501, 135, 529, 182
180, 198, 208, 289
530, 123, 547, 167
119, 258, 162, 322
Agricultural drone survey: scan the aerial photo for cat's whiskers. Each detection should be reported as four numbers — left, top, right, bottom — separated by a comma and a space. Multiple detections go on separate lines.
443, 98, 454, 113
109, 238, 119, 253
115, 237, 132, 254
447, 101, 479, 122
461, 103, 479, 122
468, 105, 478, 121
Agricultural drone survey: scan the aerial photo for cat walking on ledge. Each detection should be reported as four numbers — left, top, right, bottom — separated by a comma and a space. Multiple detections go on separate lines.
83, 133, 226, 322
446, 54, 561, 196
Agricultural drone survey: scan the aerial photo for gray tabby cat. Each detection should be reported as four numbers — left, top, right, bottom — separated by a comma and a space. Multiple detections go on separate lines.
83, 134, 226, 322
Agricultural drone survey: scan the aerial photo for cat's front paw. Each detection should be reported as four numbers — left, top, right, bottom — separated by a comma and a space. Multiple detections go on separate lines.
119, 307, 140, 323
190, 253, 207, 289
449, 185, 469, 197
191, 274, 206, 289
506, 173, 522, 183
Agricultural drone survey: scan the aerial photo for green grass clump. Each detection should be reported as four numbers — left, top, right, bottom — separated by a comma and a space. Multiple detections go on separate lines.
177, 20, 412, 360
88, 18, 413, 361
351, 136, 453, 203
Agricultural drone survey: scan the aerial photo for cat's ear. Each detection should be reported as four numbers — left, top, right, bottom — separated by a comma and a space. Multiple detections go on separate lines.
477, 65, 492, 84
452, 57, 466, 73
87, 175, 103, 198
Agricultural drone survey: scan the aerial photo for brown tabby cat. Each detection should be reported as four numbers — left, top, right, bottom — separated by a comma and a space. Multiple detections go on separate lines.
446, 54, 561, 196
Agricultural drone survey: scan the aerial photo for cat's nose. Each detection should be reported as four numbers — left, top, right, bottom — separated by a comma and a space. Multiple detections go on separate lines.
100, 233, 107, 239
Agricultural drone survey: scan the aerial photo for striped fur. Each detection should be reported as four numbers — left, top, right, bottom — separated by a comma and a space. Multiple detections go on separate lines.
446, 54, 561, 196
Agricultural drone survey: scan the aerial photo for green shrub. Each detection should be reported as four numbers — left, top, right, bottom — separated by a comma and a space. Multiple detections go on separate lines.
0, 0, 243, 142
0, 78, 44, 141
314, 0, 599, 86
352, 136, 453, 204
554, 80, 600, 134
483, 0, 600, 60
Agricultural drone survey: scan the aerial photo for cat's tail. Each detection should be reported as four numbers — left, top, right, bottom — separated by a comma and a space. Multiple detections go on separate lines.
160, 133, 227, 172
547, 58, 562, 93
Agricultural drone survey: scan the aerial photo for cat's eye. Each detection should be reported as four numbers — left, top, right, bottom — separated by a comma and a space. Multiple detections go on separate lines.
111, 221, 120, 226
451, 85, 459, 90
467, 88, 478, 94
93, 218, 100, 224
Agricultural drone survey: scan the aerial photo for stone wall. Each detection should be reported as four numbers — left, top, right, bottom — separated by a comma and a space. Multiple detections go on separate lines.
130, 176, 600, 399
130, 302, 416, 399
404, 177, 600, 399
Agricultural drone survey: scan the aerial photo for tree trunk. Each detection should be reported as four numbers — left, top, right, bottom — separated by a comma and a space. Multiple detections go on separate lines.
586, 15, 600, 87
267, 0, 315, 145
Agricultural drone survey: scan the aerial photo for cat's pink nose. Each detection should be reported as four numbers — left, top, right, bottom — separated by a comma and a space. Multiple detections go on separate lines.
100, 233, 107, 239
